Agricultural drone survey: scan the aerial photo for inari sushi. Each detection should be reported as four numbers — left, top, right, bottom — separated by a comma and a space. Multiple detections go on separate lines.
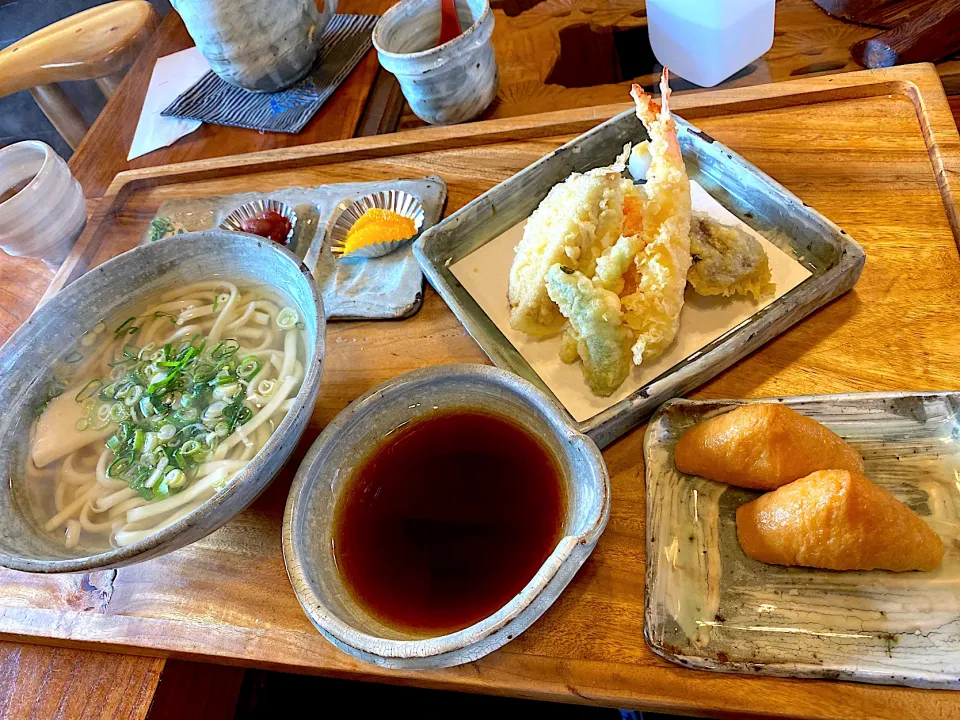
736, 469, 944, 572
674, 403, 863, 490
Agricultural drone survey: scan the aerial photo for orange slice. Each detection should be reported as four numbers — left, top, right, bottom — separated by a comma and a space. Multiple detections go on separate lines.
343, 209, 416, 255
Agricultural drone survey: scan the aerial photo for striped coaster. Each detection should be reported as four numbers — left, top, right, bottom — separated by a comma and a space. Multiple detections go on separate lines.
161, 15, 379, 133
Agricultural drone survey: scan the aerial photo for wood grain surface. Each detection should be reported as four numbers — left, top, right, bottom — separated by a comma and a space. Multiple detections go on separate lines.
852, 0, 960, 68
0, 1, 158, 97
0, 4, 393, 709
813, 0, 939, 27
145, 660, 244, 720
0, 66, 957, 719
2, 2, 954, 714
0, 641, 163, 720
0, 1, 159, 151
68, 1, 393, 199
394, 0, 960, 130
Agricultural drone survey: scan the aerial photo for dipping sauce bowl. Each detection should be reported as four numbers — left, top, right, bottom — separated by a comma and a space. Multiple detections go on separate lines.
282, 364, 610, 668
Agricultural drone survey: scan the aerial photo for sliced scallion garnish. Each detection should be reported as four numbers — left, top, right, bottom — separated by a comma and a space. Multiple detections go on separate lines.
82, 328, 261, 499
75, 379, 103, 402
113, 317, 138, 339
277, 307, 298, 330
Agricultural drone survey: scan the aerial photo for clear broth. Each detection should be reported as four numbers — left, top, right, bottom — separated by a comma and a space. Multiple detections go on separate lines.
24, 281, 307, 552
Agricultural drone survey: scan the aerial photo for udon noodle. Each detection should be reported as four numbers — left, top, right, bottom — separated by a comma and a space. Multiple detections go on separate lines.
26, 280, 306, 550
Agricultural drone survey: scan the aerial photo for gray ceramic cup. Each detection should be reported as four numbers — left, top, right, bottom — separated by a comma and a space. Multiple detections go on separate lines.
282, 364, 609, 668
0, 231, 325, 573
373, 0, 498, 125
173, 0, 338, 91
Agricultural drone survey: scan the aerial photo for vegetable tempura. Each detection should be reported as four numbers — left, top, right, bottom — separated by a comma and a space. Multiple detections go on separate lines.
508, 70, 773, 396
545, 265, 632, 397
687, 212, 774, 299
507, 158, 631, 338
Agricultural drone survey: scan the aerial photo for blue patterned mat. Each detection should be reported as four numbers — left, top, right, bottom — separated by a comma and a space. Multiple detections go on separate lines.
162, 15, 378, 133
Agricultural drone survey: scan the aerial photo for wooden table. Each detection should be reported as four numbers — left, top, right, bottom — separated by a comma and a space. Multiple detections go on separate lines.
2, 3, 960, 719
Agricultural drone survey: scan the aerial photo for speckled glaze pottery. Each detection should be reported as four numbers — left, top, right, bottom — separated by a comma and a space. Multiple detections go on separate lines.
0, 231, 325, 573
373, 0, 498, 125
645, 392, 960, 689
282, 363, 610, 668
172, 0, 338, 91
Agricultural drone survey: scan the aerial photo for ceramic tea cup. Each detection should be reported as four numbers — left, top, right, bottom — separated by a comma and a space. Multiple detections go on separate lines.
373, 0, 498, 125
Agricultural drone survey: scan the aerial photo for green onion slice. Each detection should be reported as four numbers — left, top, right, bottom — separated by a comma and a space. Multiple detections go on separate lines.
75, 379, 103, 402
113, 317, 141, 339
237, 356, 261, 379
277, 307, 299, 330
211, 339, 239, 360
107, 457, 131, 478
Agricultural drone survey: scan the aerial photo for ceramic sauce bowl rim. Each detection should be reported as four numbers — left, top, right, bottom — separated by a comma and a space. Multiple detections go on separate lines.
282, 363, 609, 659
372, 0, 493, 61
0, 232, 325, 573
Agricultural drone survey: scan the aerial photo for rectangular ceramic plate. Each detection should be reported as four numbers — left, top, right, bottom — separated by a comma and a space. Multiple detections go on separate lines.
644, 393, 960, 689
414, 108, 865, 448
141, 177, 447, 321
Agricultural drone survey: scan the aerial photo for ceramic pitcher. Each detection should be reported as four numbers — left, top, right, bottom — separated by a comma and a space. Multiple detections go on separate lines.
172, 0, 338, 91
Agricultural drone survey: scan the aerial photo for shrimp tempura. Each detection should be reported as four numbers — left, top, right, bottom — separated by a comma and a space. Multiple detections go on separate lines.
620, 71, 692, 365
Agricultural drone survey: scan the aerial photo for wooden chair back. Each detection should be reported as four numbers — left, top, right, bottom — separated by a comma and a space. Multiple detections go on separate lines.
0, 1, 160, 150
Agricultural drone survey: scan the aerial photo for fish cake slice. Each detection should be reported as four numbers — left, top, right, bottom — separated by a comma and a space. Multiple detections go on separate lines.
736, 469, 944, 572
674, 403, 863, 490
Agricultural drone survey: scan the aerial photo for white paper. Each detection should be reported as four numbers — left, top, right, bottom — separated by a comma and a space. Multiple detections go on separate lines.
128, 47, 210, 161
451, 181, 813, 422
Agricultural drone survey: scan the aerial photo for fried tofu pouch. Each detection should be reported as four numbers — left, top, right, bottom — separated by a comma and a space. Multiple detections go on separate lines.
736, 470, 944, 572
674, 403, 863, 490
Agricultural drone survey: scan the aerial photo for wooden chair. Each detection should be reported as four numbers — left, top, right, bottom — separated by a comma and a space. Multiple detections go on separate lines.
0, 1, 159, 150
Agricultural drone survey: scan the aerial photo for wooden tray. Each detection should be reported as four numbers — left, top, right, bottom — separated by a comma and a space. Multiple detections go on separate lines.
11, 65, 960, 719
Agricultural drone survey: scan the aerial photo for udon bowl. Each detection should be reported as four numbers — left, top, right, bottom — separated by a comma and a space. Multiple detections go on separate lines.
282, 364, 610, 668
0, 230, 325, 573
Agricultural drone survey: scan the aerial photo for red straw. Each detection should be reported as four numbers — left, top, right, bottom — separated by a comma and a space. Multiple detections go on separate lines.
439, 0, 462, 45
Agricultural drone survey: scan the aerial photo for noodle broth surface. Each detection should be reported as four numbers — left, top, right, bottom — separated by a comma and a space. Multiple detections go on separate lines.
24, 280, 307, 552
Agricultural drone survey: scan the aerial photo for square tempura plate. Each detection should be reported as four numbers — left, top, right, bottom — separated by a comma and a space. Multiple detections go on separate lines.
643, 393, 960, 689
414, 108, 865, 448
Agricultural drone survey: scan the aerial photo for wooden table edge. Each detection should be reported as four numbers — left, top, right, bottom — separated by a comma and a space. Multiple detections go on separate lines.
0, 616, 921, 720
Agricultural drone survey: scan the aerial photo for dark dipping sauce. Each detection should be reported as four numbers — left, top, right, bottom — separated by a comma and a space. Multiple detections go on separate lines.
332, 409, 565, 636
